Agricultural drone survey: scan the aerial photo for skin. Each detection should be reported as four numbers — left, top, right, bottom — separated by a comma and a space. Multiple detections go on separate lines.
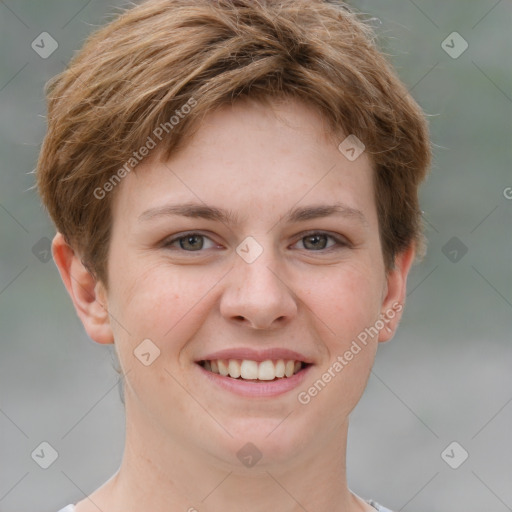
53, 96, 415, 512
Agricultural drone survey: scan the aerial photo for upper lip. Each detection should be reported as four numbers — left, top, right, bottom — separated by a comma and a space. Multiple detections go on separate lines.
196, 348, 314, 364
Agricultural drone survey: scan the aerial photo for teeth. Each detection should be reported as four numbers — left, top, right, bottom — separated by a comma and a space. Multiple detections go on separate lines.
228, 359, 241, 378
275, 359, 285, 378
240, 360, 258, 379
258, 360, 276, 380
218, 360, 229, 376
202, 359, 305, 381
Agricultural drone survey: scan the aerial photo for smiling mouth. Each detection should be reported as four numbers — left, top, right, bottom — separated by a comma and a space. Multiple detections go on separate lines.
197, 359, 311, 382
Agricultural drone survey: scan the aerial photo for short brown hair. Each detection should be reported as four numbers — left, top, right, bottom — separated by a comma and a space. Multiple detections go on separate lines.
36, 0, 431, 286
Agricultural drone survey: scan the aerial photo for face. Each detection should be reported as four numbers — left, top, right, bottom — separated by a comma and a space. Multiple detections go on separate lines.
78, 97, 411, 469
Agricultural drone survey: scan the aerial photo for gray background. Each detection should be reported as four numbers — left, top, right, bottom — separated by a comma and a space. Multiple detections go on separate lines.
0, 1, 511, 511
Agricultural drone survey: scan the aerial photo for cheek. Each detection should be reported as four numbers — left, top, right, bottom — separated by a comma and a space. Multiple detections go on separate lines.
309, 262, 385, 340
313, 266, 383, 409
109, 261, 224, 359
299, 269, 381, 418
107, 265, 210, 406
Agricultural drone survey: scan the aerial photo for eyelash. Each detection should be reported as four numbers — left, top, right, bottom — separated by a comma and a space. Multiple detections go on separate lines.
161, 231, 350, 253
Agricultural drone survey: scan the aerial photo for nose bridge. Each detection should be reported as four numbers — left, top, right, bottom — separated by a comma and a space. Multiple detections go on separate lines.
220, 236, 297, 329
235, 237, 287, 299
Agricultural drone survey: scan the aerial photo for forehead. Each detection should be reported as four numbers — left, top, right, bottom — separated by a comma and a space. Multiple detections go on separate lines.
111, 97, 377, 231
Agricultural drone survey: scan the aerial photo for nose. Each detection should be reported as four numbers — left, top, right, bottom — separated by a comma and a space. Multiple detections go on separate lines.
220, 245, 298, 330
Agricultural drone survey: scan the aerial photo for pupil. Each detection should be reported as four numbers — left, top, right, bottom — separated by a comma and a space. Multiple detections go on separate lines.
182, 235, 202, 250
306, 234, 326, 250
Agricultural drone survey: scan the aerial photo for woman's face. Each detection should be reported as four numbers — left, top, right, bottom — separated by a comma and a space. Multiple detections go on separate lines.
101, 97, 410, 468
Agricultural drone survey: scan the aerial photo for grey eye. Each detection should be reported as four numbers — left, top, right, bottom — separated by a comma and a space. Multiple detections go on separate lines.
302, 234, 330, 250
178, 234, 204, 251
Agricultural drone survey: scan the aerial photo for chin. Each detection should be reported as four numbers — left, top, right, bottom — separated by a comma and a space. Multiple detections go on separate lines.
204, 416, 314, 469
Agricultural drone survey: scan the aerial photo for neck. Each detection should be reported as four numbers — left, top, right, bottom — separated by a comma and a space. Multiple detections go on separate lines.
82, 391, 369, 512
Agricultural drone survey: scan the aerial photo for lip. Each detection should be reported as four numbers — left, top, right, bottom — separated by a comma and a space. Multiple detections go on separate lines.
195, 361, 313, 398
196, 347, 313, 364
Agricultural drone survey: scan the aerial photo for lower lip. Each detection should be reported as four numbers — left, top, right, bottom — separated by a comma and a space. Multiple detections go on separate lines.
195, 363, 313, 398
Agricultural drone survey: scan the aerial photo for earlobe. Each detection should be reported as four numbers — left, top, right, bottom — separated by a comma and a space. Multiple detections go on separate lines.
51, 232, 114, 345
378, 244, 416, 343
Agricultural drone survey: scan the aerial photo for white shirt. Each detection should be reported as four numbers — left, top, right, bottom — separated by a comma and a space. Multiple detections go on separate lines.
57, 500, 394, 512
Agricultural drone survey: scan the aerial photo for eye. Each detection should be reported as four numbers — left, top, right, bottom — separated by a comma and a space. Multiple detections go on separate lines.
162, 232, 218, 252
161, 231, 349, 253
294, 231, 349, 251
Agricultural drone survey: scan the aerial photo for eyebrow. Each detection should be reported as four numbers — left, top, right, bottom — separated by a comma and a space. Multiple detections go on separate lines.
138, 201, 368, 226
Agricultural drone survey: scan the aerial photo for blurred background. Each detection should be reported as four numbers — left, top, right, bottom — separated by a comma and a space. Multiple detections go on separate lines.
0, 1, 511, 511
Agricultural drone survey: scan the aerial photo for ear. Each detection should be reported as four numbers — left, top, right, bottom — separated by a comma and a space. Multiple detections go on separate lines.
51, 232, 114, 345
378, 244, 416, 343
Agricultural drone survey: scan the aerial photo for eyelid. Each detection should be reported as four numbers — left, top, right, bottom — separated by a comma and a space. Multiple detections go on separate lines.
162, 230, 350, 252
162, 230, 220, 249
292, 230, 351, 250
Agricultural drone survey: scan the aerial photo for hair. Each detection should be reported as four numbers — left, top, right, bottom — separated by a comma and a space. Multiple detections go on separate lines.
36, 0, 431, 287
